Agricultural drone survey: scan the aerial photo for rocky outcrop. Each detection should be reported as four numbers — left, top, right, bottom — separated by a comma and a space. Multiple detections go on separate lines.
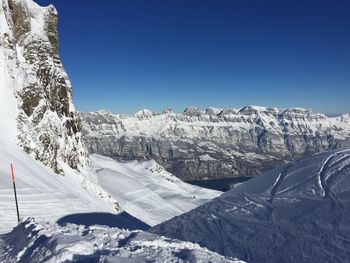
80, 106, 350, 181
0, 0, 88, 174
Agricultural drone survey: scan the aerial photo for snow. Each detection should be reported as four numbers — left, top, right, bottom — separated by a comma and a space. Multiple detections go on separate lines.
151, 149, 350, 262
0, 218, 243, 262
134, 109, 156, 118
0, 138, 119, 234
1, 31, 122, 231
91, 154, 221, 226
0, 138, 220, 234
199, 154, 216, 161
15, 0, 56, 37
81, 105, 350, 141
0, 27, 17, 143
0, 54, 218, 233
0, 60, 219, 233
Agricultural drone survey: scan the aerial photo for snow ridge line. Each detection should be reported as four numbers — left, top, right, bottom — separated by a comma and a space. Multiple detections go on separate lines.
318, 150, 350, 205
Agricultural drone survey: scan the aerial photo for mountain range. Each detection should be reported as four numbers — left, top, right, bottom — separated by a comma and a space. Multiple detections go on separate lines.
80, 107, 350, 181
0, 0, 349, 261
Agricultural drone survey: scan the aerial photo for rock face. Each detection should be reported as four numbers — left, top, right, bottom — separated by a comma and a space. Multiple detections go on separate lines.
0, 0, 88, 174
80, 106, 350, 181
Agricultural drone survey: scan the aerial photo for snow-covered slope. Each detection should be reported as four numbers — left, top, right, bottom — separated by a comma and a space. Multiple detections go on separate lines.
151, 149, 350, 262
0, 0, 120, 235
0, 0, 220, 238
0, 218, 244, 263
80, 106, 350, 181
0, 135, 118, 234
91, 154, 221, 226
0, 0, 88, 174
0, 134, 219, 234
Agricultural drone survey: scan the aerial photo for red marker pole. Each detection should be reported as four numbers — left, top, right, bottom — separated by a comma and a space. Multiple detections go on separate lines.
11, 163, 20, 223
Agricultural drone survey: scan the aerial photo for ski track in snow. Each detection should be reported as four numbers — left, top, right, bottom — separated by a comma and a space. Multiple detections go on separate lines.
318, 150, 350, 205
270, 165, 291, 198
151, 149, 350, 263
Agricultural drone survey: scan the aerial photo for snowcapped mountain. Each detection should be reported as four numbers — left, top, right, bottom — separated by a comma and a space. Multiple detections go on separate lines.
80, 106, 350, 181
0, 0, 88, 175
2, 1, 348, 261
0, 0, 219, 235
150, 149, 350, 262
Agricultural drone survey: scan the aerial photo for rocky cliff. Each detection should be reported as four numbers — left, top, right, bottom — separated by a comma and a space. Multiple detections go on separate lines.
0, 0, 88, 174
80, 106, 350, 180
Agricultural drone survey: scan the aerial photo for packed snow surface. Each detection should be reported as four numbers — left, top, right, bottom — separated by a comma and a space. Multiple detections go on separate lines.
0, 218, 244, 263
91, 154, 221, 226
151, 149, 350, 262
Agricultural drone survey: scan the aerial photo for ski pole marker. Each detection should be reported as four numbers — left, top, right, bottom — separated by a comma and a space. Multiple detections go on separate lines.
11, 162, 15, 182
10, 162, 20, 223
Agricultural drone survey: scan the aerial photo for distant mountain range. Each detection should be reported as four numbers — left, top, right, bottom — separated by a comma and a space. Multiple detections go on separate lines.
80, 106, 350, 181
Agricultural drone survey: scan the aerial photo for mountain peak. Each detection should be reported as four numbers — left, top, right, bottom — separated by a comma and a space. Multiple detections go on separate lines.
183, 106, 203, 116
134, 109, 156, 118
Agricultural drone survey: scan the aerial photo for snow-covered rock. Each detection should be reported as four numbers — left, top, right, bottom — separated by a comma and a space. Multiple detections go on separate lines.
0, 0, 88, 174
151, 149, 350, 262
80, 107, 350, 180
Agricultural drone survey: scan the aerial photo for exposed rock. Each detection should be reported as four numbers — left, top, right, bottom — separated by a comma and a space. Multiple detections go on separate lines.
206, 107, 223, 116
0, 0, 88, 174
183, 106, 202, 117
80, 107, 350, 181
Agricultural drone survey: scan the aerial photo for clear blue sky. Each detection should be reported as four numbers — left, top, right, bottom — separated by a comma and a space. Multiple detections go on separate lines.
35, 0, 350, 115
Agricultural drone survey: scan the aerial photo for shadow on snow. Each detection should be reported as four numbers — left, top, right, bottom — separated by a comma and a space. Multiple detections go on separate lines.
57, 212, 150, 231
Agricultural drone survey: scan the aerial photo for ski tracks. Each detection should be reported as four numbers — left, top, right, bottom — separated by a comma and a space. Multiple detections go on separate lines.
318, 150, 350, 206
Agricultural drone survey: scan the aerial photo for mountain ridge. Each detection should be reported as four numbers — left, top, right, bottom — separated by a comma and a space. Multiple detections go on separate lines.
88, 105, 349, 118
80, 106, 350, 181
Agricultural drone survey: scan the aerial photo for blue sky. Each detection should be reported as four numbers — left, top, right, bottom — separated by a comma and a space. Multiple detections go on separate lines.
35, 0, 350, 115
